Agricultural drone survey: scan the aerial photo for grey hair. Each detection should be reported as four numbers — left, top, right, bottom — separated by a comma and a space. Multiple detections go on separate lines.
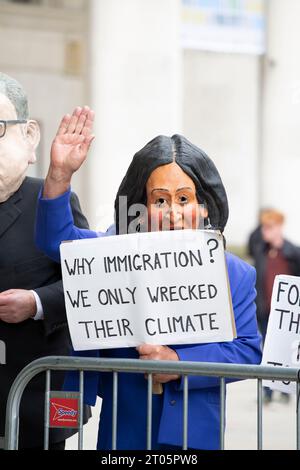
0, 73, 29, 120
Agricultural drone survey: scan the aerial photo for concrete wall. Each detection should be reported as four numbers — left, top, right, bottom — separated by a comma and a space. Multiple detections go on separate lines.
87, 0, 182, 230
262, 0, 300, 245
183, 50, 262, 246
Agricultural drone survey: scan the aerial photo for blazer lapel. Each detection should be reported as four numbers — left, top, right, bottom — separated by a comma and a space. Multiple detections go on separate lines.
0, 189, 23, 238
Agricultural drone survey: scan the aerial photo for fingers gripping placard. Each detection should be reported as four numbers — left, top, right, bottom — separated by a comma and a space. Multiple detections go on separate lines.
60, 230, 236, 351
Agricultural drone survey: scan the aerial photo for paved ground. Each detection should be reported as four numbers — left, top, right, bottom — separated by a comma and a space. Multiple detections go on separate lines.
66, 379, 297, 450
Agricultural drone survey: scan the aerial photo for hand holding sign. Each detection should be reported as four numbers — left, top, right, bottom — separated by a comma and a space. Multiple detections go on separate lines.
137, 344, 180, 384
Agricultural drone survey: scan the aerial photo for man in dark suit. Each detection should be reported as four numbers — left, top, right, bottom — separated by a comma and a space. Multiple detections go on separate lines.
0, 73, 90, 449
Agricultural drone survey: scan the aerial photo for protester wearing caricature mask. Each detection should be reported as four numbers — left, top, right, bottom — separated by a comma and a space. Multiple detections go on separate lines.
0, 73, 90, 449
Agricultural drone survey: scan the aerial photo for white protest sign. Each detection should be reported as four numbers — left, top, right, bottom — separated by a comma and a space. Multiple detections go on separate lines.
60, 229, 236, 351
262, 275, 300, 393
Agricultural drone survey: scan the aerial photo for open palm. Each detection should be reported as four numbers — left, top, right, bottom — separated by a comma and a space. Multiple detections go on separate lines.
51, 106, 95, 177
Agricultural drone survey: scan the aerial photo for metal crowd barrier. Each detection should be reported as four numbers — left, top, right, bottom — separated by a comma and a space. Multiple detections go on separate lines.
3, 356, 300, 450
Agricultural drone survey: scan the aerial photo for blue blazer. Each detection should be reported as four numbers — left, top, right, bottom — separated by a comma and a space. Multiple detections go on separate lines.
35, 189, 262, 450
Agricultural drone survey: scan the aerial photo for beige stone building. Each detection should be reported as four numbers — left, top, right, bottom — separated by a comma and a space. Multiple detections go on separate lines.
1, 0, 299, 249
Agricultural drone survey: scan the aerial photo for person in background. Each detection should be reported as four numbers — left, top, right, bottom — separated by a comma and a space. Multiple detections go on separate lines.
247, 209, 269, 260
248, 209, 300, 403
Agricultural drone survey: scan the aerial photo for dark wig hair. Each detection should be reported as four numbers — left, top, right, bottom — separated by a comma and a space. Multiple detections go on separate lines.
114, 134, 229, 235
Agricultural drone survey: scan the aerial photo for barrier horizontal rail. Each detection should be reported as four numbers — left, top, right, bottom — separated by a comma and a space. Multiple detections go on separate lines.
5, 355, 300, 379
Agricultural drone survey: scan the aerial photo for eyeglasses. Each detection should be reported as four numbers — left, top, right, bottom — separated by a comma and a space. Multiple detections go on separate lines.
0, 120, 27, 139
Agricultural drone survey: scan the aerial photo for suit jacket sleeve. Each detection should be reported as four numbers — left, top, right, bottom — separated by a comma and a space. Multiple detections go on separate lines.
34, 191, 90, 336
171, 265, 262, 390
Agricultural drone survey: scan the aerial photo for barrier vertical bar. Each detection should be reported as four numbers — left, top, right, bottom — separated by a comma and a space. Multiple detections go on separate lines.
112, 371, 118, 450
78, 371, 84, 450
220, 377, 225, 450
257, 379, 263, 450
183, 375, 188, 450
147, 374, 153, 450
44, 370, 51, 450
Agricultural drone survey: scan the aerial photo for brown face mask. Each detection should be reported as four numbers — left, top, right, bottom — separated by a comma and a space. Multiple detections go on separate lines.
146, 162, 208, 232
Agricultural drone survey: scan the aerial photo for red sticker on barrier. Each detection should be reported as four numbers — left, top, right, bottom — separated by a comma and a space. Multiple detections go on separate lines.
49, 397, 79, 428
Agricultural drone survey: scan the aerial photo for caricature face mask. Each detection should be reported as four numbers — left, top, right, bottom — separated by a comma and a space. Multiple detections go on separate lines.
0, 92, 39, 203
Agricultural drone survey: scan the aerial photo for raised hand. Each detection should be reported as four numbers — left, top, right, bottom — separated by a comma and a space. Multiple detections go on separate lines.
44, 106, 95, 198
